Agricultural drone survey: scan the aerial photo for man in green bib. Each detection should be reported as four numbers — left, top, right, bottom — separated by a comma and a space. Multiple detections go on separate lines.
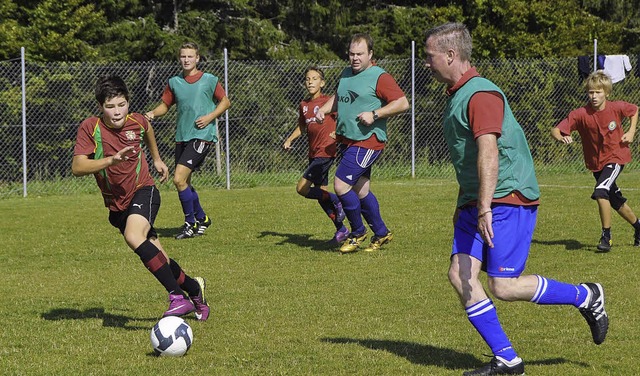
317, 33, 409, 253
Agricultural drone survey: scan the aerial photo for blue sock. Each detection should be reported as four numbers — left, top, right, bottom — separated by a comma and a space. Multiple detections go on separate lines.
339, 190, 365, 235
530, 275, 588, 307
467, 299, 518, 362
191, 186, 206, 220
360, 192, 388, 236
178, 188, 195, 224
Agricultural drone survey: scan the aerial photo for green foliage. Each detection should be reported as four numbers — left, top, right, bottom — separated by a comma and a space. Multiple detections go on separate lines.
22, 0, 107, 61
0, 0, 638, 61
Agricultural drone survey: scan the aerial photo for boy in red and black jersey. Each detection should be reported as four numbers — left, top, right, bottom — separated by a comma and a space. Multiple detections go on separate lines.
72, 75, 210, 321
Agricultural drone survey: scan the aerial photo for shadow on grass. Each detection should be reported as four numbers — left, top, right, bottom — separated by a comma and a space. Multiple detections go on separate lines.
321, 337, 588, 371
532, 239, 587, 251
41, 307, 155, 331
155, 226, 184, 238
258, 231, 339, 251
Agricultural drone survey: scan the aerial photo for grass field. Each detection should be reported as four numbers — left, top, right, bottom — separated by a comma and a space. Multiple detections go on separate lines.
1, 172, 640, 375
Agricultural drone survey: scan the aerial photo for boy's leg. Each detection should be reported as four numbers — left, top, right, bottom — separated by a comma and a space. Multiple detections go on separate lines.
169, 258, 210, 321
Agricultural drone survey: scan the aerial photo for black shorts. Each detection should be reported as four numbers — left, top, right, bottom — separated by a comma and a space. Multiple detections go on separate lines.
592, 163, 627, 210
108, 186, 160, 238
302, 157, 334, 186
175, 139, 213, 171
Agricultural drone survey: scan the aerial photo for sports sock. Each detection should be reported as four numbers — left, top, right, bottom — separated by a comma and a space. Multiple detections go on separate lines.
360, 192, 388, 236
466, 299, 518, 362
602, 227, 611, 239
191, 186, 206, 221
633, 219, 640, 230
178, 188, 196, 224
169, 258, 201, 297
134, 240, 183, 295
339, 190, 365, 235
530, 275, 588, 307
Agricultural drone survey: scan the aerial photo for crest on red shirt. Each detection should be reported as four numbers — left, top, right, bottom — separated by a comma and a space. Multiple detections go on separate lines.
608, 121, 617, 131
302, 105, 308, 115
125, 130, 136, 140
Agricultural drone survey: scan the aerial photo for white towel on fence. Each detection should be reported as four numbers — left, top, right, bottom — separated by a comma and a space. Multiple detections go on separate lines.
603, 55, 632, 83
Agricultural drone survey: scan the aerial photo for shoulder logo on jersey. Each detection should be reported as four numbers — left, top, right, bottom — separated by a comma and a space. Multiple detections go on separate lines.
337, 90, 359, 104
608, 121, 617, 131
125, 130, 136, 140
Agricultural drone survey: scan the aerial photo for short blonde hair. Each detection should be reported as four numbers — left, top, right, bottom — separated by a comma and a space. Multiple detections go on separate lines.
583, 70, 612, 95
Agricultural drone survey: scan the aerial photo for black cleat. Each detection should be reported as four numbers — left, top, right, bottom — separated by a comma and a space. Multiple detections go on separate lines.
175, 222, 197, 240
596, 236, 611, 252
463, 356, 524, 375
579, 283, 608, 345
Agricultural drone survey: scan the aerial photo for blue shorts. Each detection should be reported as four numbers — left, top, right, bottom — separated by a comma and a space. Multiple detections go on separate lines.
335, 145, 383, 186
302, 157, 334, 186
452, 205, 537, 277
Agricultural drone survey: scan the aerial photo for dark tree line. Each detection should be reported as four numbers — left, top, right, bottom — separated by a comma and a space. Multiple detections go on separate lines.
1, 0, 639, 62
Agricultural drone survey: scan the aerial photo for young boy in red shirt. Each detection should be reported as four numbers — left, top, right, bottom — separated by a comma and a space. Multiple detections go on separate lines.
552, 70, 640, 252
283, 66, 348, 243
73, 75, 210, 320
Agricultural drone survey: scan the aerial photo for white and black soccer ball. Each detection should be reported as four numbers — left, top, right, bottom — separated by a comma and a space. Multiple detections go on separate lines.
150, 316, 193, 357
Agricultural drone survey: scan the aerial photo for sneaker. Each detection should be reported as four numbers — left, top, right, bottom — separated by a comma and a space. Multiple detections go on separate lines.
596, 235, 611, 252
333, 226, 350, 243
163, 293, 195, 317
175, 222, 197, 240
634, 226, 640, 246
579, 282, 608, 345
463, 356, 525, 376
339, 232, 367, 254
196, 215, 212, 236
363, 231, 394, 252
333, 201, 346, 223
191, 277, 210, 321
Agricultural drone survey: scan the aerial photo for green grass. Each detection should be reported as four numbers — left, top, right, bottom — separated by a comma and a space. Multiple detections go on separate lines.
2, 173, 640, 375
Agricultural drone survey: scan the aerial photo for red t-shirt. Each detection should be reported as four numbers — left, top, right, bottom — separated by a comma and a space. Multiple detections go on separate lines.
161, 71, 227, 106
339, 72, 406, 150
556, 101, 638, 171
73, 113, 155, 211
298, 94, 337, 158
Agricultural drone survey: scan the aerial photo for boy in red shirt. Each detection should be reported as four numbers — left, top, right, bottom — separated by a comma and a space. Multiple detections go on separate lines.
552, 70, 640, 252
72, 75, 210, 320
283, 66, 348, 243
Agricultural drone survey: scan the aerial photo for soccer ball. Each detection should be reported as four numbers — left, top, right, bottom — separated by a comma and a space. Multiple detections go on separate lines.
150, 316, 193, 357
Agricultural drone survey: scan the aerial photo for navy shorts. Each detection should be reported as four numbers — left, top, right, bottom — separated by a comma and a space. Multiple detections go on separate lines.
175, 139, 213, 171
452, 205, 537, 277
303, 157, 334, 186
108, 185, 160, 239
334, 145, 383, 186
591, 163, 627, 210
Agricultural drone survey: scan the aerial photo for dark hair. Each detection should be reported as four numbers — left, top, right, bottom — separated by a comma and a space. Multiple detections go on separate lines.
94, 75, 129, 105
304, 66, 325, 80
350, 33, 374, 53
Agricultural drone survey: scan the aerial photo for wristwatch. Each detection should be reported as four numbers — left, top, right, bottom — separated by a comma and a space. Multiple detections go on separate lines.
372, 110, 379, 121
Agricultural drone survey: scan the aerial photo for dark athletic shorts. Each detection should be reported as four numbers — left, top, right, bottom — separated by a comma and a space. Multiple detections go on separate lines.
591, 163, 627, 210
302, 157, 334, 186
108, 185, 160, 239
175, 139, 213, 171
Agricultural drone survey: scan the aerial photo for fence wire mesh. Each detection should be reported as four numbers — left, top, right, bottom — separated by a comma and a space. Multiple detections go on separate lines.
2, 54, 640, 198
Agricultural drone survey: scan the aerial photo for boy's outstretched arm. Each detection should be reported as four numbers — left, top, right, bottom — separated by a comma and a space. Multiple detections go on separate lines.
71, 146, 136, 177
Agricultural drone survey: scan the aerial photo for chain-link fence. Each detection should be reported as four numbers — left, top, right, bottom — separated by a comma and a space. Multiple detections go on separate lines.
2, 50, 640, 198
